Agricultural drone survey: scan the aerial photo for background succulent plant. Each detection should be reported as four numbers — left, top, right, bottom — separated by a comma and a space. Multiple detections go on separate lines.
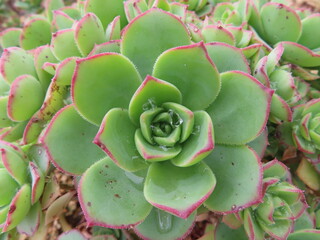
0, 141, 47, 237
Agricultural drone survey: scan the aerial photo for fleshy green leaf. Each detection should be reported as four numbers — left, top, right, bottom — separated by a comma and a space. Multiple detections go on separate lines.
263, 159, 289, 181
296, 158, 320, 191
153, 42, 220, 110
162, 102, 194, 143
16, 202, 41, 236
94, 108, 148, 172
266, 44, 284, 75
0, 75, 10, 97
105, 16, 121, 41
85, 0, 127, 29
51, 29, 82, 61
0, 169, 19, 207
215, 222, 248, 240
1, 148, 27, 185
0, 121, 27, 142
144, 161, 216, 218
298, 14, 320, 50
33, 45, 58, 90
207, 71, 272, 145
75, 13, 107, 56
20, 18, 51, 50
0, 205, 9, 226
44, 0, 64, 21
79, 157, 152, 228
0, 97, 14, 128
201, 26, 235, 45
2, 184, 31, 232
88, 40, 121, 56
27, 144, 50, 174
72, 53, 141, 125
270, 69, 295, 101
280, 42, 320, 67
260, 3, 301, 45
247, 128, 268, 159
204, 144, 262, 213
52, 10, 75, 31
171, 111, 214, 167
135, 129, 182, 162
288, 230, 320, 240
206, 42, 250, 73
121, 8, 191, 78
60, 7, 81, 20
259, 219, 292, 240
0, 28, 21, 48
41, 105, 105, 175
0, 47, 37, 84
269, 93, 292, 123
22, 58, 74, 144
139, 108, 164, 144
29, 162, 45, 204
243, 208, 265, 240
7, 75, 44, 122
134, 208, 196, 240
58, 230, 87, 240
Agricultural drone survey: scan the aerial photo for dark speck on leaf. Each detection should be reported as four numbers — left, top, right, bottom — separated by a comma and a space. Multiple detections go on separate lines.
105, 165, 109, 168
87, 202, 91, 207
286, 16, 289, 19
114, 194, 121, 198
231, 162, 235, 166
9, 205, 16, 214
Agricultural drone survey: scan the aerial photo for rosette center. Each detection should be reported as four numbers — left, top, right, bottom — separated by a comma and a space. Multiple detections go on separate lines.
139, 103, 192, 148
134, 102, 196, 162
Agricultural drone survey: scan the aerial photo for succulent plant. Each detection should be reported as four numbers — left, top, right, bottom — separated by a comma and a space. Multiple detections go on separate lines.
35, 7, 274, 239
1, 0, 320, 239
279, 99, 320, 165
250, 1, 320, 68
291, 99, 320, 155
0, 141, 46, 236
218, 159, 308, 240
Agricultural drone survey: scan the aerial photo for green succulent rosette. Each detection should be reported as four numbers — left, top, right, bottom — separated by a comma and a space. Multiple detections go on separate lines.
0, 0, 135, 145
249, 1, 320, 68
278, 99, 320, 168
0, 0, 127, 51
277, 99, 320, 184
38, 7, 272, 239
0, 141, 45, 236
252, 44, 301, 124
217, 159, 308, 240
292, 99, 320, 155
